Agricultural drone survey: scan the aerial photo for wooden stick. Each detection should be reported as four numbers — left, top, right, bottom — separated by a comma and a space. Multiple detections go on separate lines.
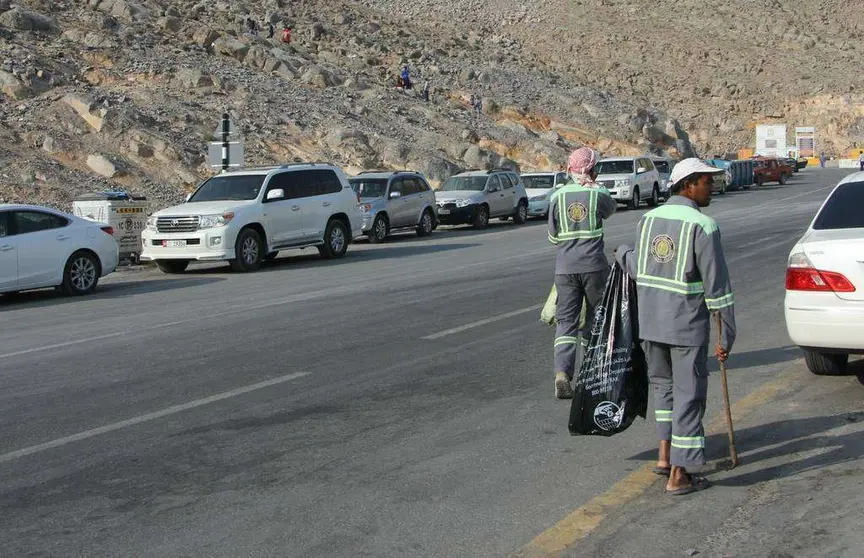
716, 313, 740, 468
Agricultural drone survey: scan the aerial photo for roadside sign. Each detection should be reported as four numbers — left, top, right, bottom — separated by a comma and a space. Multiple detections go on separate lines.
208, 141, 244, 169
212, 119, 238, 140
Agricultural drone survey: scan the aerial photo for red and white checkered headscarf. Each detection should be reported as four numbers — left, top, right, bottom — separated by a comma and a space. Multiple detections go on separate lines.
567, 147, 597, 175
567, 147, 598, 185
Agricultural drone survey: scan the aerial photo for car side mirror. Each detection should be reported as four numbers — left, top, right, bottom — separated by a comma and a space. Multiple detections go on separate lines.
389, 191, 401, 199
636, 167, 647, 174
266, 189, 285, 201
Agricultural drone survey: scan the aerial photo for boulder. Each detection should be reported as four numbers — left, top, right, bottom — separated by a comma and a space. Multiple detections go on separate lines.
0, 8, 57, 32
63, 93, 111, 132
462, 145, 500, 169
301, 66, 334, 88
127, 139, 154, 158
326, 128, 369, 149
0, 70, 31, 100
161, 16, 183, 33
192, 27, 220, 49
409, 155, 462, 183
244, 46, 270, 70
174, 68, 213, 88
213, 36, 250, 62
87, 154, 118, 178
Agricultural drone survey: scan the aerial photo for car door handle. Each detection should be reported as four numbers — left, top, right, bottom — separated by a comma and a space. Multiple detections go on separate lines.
56, 234, 69, 241
292, 205, 301, 211
322, 202, 332, 207
0, 245, 13, 252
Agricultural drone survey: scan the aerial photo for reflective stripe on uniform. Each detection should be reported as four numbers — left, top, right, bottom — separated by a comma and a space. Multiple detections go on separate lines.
554, 336, 579, 347
706, 293, 735, 310
655, 409, 673, 422
671, 434, 705, 449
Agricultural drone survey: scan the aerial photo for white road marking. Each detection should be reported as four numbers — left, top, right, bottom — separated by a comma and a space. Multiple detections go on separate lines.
0, 372, 309, 464
422, 304, 544, 340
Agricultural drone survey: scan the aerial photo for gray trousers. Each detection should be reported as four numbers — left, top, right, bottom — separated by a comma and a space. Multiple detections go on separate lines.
644, 342, 709, 469
554, 269, 608, 379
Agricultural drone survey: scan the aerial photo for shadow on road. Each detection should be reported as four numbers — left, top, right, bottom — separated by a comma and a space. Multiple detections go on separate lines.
0, 277, 225, 309
182, 242, 483, 275
707, 345, 802, 372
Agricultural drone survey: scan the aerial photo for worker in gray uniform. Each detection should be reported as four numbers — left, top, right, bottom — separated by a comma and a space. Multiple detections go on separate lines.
615, 158, 736, 495
549, 147, 618, 399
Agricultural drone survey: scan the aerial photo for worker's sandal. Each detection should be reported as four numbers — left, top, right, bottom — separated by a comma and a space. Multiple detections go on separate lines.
555, 372, 574, 399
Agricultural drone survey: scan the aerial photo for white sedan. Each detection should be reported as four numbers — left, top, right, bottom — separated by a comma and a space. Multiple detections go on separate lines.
784, 172, 864, 375
0, 204, 119, 296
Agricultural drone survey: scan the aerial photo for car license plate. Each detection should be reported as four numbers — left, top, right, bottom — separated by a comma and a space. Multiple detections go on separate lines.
438, 209, 450, 215
163, 240, 186, 247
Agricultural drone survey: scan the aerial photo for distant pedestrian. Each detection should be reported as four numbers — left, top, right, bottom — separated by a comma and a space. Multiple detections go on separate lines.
400, 65, 412, 89
820, 152, 826, 168
422, 80, 429, 102
246, 18, 259, 36
281, 26, 292, 44
267, 22, 275, 39
859, 151, 864, 172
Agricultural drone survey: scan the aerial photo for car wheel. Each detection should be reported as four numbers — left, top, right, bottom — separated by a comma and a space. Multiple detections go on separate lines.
229, 228, 264, 272
416, 210, 434, 237
648, 186, 659, 207
61, 250, 101, 296
264, 252, 279, 261
320, 219, 349, 259
155, 260, 190, 274
368, 215, 388, 244
779, 174, 786, 185
513, 201, 528, 224
628, 187, 640, 210
472, 205, 489, 229
804, 350, 848, 376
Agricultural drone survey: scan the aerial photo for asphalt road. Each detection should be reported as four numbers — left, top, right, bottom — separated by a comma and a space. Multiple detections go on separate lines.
0, 169, 858, 557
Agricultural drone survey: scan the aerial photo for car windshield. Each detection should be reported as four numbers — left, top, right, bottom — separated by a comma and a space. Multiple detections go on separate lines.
438, 176, 487, 191
595, 160, 634, 175
813, 182, 864, 229
522, 175, 555, 189
188, 175, 265, 202
350, 178, 388, 198
654, 161, 670, 174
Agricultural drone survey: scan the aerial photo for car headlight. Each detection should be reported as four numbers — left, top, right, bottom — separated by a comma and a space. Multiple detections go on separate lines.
529, 194, 548, 202
614, 179, 632, 188
198, 212, 234, 229
146, 216, 157, 230
359, 203, 373, 213
455, 198, 474, 208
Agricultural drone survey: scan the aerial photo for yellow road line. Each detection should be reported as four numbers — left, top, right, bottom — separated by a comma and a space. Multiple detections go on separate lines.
517, 366, 800, 557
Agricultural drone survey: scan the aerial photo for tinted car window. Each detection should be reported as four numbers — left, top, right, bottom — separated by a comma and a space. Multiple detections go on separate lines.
523, 175, 555, 189
414, 176, 431, 192
389, 178, 405, 196
813, 182, 864, 230
285, 169, 343, 198
596, 160, 634, 175
401, 178, 421, 195
189, 175, 265, 202
317, 169, 343, 195
264, 172, 292, 200
350, 178, 388, 198
0, 211, 7, 237
487, 175, 502, 191
12, 211, 68, 235
499, 173, 514, 189
438, 176, 487, 191
654, 161, 670, 174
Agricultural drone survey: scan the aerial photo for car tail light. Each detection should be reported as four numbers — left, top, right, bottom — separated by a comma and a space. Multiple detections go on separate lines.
100, 226, 114, 236
785, 251, 856, 292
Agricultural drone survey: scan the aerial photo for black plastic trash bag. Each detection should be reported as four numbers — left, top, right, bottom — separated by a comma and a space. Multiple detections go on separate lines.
568, 263, 649, 436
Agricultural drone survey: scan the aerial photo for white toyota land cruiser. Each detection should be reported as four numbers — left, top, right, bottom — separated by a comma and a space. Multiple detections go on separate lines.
141, 163, 362, 273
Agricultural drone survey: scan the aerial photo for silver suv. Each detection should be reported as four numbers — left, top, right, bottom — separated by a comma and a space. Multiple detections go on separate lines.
348, 171, 438, 243
595, 156, 662, 210
434, 169, 529, 229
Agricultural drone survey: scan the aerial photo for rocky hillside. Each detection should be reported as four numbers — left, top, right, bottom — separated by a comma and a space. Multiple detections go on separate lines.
0, 0, 860, 210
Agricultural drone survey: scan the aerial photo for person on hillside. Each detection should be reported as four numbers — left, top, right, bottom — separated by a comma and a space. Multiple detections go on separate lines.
615, 158, 736, 496
400, 65, 412, 89
267, 22, 275, 39
858, 150, 864, 172
423, 80, 430, 102
548, 147, 618, 399
281, 26, 292, 44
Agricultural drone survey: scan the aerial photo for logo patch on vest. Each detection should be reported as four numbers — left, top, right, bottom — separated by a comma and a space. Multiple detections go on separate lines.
567, 202, 588, 223
651, 234, 676, 263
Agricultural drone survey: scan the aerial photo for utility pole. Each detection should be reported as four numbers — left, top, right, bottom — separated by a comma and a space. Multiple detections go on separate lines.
221, 112, 230, 171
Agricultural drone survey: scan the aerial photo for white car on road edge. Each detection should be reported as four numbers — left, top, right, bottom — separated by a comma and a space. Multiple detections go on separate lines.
521, 171, 569, 219
141, 163, 363, 274
0, 204, 119, 296
784, 171, 864, 376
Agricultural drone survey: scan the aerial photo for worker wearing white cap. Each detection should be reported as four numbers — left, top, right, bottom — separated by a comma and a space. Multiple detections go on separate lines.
615, 158, 736, 495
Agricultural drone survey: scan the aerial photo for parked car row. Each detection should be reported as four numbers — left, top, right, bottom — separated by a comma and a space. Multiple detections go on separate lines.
0, 154, 811, 298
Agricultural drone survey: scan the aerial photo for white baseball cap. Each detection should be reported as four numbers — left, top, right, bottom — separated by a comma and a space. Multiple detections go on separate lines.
668, 158, 723, 191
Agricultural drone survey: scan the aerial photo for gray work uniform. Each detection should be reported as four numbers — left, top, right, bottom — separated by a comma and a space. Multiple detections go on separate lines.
616, 196, 736, 468
548, 181, 617, 378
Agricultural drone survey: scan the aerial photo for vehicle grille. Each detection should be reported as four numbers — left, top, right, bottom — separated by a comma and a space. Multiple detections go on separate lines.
152, 239, 200, 246
598, 180, 615, 189
438, 202, 457, 210
156, 216, 199, 233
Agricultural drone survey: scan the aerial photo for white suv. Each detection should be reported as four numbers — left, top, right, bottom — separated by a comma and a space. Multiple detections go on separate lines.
595, 156, 662, 210
141, 163, 362, 273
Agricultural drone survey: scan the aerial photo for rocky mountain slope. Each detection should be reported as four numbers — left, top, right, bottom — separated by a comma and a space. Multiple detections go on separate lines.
0, 0, 860, 210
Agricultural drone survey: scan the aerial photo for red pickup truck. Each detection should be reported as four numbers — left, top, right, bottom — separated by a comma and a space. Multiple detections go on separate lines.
753, 157, 794, 186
